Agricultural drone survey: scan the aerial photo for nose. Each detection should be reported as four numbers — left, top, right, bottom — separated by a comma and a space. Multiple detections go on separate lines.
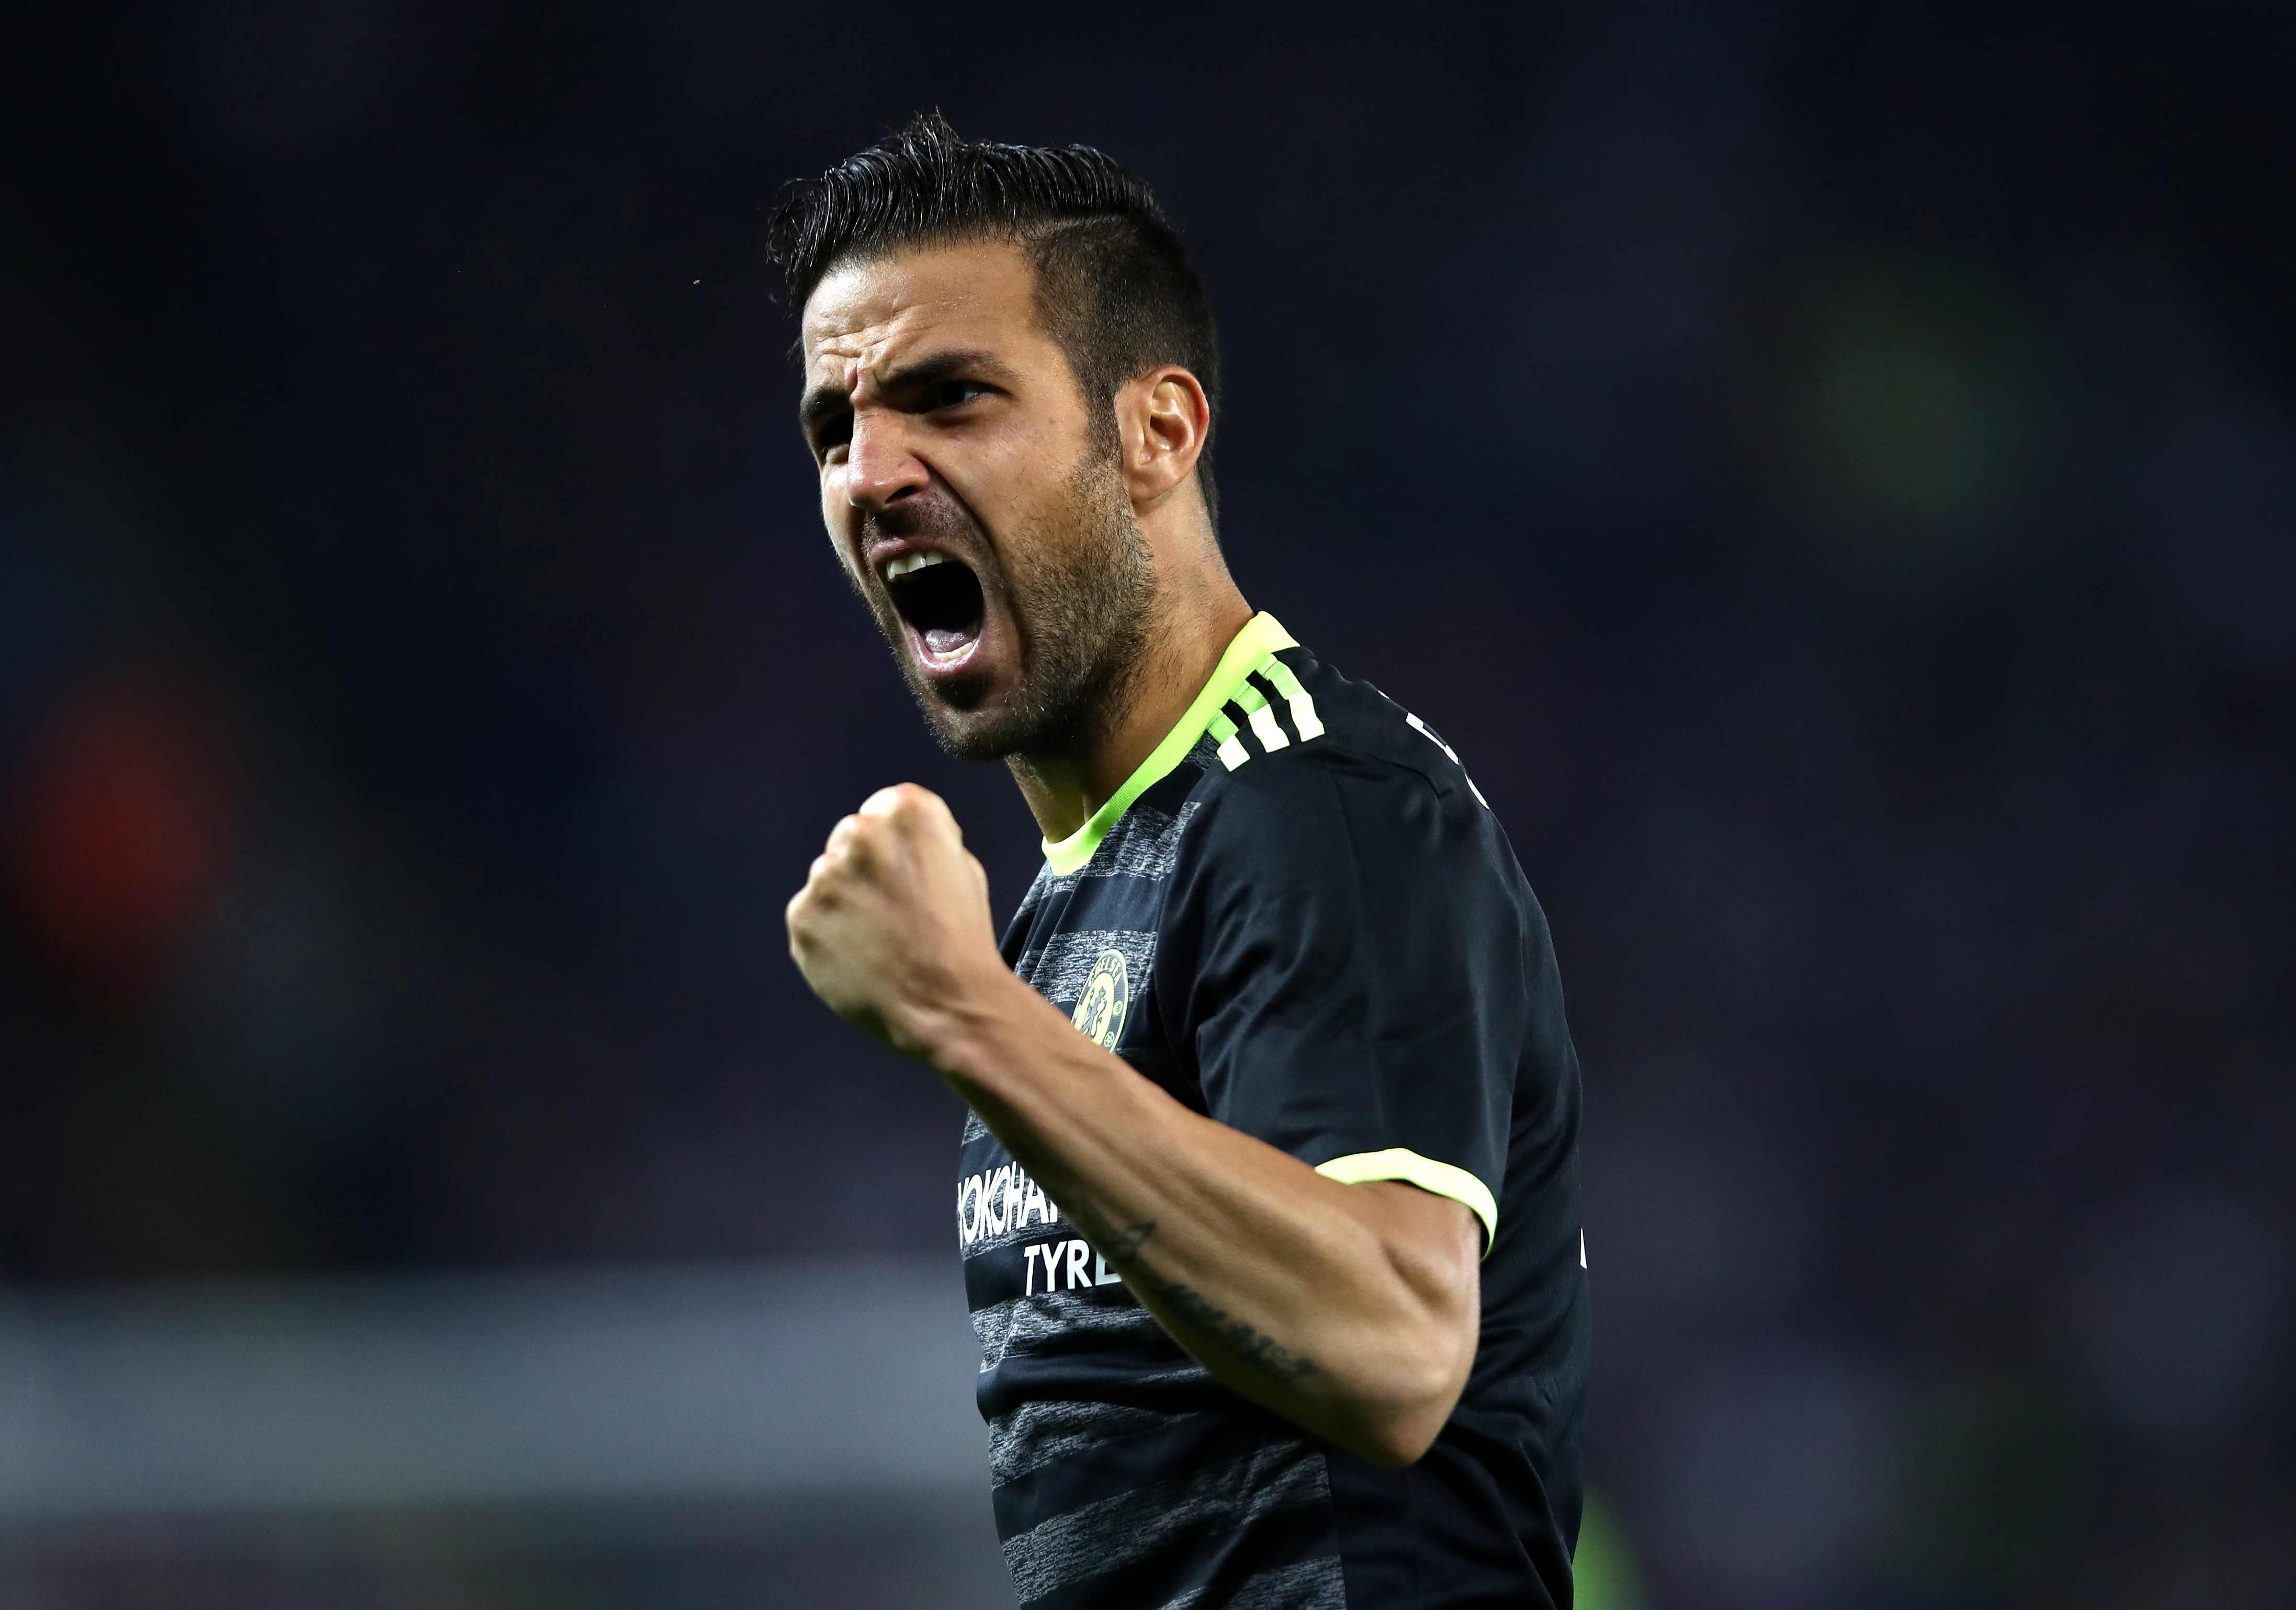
843, 410, 928, 515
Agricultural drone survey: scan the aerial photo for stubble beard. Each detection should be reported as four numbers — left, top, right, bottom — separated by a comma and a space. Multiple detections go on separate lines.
880, 456, 1156, 767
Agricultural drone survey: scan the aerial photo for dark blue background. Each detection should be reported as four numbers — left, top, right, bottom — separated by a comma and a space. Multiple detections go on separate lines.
2, 2, 2290, 1602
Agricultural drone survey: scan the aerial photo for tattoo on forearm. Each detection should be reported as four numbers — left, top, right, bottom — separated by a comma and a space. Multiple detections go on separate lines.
1078, 1214, 1320, 1386
1094, 1217, 1159, 1264
1155, 1280, 1321, 1384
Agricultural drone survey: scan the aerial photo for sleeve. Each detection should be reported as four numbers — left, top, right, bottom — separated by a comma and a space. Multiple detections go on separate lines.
1161, 754, 1528, 1253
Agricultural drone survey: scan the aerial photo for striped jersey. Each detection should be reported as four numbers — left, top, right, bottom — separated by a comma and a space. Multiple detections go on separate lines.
959, 612, 1590, 1609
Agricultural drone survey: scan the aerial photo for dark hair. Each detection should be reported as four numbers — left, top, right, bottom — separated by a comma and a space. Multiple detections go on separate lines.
767, 113, 1223, 519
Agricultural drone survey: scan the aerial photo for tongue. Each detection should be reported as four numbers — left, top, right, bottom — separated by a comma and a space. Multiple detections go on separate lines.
923, 626, 974, 657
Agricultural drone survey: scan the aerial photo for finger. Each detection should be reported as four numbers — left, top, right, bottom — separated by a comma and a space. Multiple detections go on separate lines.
825, 820, 884, 878
797, 854, 846, 905
912, 785, 962, 840
861, 783, 956, 840
876, 782, 962, 848
785, 884, 819, 942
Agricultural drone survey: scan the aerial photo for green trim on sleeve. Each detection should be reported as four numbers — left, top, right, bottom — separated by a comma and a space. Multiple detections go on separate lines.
1315, 1148, 1499, 1257
1041, 612, 1298, 874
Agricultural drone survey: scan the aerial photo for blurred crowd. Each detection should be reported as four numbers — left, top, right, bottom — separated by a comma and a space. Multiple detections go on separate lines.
1, 1, 2290, 1604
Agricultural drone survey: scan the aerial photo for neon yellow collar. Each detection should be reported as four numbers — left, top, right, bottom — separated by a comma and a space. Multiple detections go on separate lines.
1040, 612, 1296, 874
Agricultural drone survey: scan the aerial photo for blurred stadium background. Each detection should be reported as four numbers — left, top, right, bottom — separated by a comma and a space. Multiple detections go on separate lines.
2, 2, 2292, 1605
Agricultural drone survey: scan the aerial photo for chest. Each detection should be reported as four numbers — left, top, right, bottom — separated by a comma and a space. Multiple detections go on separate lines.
1002, 870, 1180, 1069
957, 872, 1193, 1312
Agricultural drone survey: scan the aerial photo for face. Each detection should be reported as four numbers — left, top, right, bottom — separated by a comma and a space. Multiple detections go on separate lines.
799, 241, 1153, 762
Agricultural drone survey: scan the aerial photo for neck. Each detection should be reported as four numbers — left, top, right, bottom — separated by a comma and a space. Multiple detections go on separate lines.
1008, 550, 1251, 845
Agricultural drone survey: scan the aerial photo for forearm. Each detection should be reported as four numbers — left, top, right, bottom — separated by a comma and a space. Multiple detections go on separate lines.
922, 970, 1478, 1466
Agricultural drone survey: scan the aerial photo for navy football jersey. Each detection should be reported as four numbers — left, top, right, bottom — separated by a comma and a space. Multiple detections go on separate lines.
957, 613, 1590, 1609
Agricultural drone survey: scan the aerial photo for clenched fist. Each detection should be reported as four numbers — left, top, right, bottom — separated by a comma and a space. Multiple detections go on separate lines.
786, 784, 1007, 1061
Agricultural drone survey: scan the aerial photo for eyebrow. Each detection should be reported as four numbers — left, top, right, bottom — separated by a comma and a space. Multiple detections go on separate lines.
797, 347, 1016, 437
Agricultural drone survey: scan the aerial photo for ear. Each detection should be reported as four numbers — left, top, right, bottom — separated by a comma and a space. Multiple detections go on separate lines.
1114, 366, 1211, 511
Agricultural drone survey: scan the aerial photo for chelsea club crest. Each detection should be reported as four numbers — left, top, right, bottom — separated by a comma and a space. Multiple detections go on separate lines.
1071, 949, 1130, 1050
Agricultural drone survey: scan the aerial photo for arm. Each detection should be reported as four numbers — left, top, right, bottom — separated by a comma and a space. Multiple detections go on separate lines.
787, 784, 1481, 1468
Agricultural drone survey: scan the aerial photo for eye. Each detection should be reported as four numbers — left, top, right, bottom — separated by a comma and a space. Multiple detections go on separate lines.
811, 411, 852, 459
926, 379, 991, 411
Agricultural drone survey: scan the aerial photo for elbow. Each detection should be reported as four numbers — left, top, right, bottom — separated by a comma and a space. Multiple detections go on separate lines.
1354, 1418, 1443, 1471
1348, 1397, 1455, 1469
1338, 1344, 1472, 1470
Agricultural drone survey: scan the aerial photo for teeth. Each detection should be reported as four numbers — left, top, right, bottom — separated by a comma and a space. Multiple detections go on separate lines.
885, 552, 948, 581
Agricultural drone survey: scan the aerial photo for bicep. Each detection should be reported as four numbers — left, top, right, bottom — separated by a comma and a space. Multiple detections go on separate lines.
1179, 767, 1522, 1220
1351, 1180, 1481, 1324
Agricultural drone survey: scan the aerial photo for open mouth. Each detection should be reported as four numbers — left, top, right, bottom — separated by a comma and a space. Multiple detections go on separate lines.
883, 551, 986, 665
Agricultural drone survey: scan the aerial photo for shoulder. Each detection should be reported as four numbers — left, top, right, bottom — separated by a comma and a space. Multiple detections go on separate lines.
1177, 642, 1510, 887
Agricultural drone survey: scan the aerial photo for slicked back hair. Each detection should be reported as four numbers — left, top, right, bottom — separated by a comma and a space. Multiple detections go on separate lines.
768, 114, 1224, 521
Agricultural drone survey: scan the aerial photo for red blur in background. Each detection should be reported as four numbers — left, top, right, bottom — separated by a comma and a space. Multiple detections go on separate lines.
9, 676, 236, 986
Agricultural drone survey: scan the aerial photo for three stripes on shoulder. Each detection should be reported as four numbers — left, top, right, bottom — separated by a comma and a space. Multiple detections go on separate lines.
1206, 656, 1489, 811
1208, 653, 1324, 771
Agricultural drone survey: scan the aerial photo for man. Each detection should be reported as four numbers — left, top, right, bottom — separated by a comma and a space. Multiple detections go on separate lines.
777, 115, 1589, 1609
